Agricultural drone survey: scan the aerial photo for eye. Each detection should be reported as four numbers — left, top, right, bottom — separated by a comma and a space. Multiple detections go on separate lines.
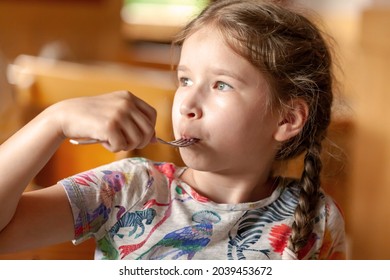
215, 81, 233, 91
179, 77, 193, 87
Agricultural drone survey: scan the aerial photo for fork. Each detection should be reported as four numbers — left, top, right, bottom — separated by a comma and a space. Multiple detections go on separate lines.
69, 137, 199, 148
155, 137, 199, 147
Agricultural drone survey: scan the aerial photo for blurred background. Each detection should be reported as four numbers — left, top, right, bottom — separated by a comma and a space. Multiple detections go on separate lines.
0, 0, 389, 260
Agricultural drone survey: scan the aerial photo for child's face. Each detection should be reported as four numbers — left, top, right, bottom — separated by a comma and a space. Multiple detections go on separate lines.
172, 26, 281, 173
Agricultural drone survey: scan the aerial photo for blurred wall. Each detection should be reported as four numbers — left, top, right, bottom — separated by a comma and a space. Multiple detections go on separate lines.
347, 7, 390, 260
0, 0, 124, 62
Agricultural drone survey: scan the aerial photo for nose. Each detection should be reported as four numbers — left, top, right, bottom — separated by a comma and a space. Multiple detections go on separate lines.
179, 92, 202, 119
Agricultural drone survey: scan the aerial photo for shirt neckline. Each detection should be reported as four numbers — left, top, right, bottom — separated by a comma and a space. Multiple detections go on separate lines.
174, 166, 285, 212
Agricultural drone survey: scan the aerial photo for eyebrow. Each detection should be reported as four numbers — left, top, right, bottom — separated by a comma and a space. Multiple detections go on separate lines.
177, 65, 246, 84
211, 68, 246, 84
176, 65, 189, 72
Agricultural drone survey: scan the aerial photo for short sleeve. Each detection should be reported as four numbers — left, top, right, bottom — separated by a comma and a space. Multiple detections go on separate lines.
59, 157, 153, 244
318, 196, 347, 259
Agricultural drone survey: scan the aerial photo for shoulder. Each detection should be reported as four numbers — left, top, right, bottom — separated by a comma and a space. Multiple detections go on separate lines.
94, 157, 186, 193
72, 157, 183, 180
111, 157, 183, 175
318, 190, 346, 235
110, 157, 185, 182
317, 190, 345, 229
59, 157, 184, 201
315, 192, 347, 259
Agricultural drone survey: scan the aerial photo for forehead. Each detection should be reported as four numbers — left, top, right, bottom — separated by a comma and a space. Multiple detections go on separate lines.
181, 26, 225, 52
181, 27, 266, 76
180, 27, 248, 69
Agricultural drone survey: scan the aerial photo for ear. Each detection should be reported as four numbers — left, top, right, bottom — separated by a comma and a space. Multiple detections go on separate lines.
273, 98, 309, 142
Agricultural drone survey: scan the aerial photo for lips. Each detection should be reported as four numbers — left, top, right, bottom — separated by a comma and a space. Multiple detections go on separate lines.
181, 134, 200, 141
177, 125, 201, 142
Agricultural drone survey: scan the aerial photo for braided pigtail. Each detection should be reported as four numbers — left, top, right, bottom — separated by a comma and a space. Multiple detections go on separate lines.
288, 139, 322, 253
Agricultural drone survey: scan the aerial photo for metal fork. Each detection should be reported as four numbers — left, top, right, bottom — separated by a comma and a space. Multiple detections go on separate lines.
156, 137, 199, 147
69, 137, 199, 148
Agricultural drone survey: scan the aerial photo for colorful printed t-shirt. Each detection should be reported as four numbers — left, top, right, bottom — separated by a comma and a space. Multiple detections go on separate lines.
59, 157, 346, 260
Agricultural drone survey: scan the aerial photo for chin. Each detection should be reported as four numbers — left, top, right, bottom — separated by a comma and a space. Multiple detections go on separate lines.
179, 150, 221, 172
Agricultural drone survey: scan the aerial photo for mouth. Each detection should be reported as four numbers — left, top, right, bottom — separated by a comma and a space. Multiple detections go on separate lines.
181, 135, 200, 141
177, 135, 200, 147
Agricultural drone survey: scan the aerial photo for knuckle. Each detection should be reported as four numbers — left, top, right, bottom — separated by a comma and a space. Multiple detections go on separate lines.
102, 119, 120, 135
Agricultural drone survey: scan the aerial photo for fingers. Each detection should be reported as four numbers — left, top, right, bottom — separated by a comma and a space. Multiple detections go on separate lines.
129, 95, 157, 148
102, 91, 157, 152
58, 90, 158, 153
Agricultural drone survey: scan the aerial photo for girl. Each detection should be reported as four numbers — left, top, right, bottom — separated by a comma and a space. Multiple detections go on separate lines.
0, 0, 346, 260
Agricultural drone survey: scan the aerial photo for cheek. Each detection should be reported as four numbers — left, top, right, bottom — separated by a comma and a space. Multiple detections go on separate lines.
220, 107, 277, 143
171, 92, 182, 132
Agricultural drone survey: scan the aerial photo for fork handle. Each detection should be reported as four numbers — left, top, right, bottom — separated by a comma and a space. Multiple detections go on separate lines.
69, 138, 102, 145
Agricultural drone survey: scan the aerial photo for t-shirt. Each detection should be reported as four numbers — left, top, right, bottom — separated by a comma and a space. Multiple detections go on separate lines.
59, 157, 346, 260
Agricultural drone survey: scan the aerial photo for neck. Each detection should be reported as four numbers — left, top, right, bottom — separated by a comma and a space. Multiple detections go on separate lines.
181, 168, 276, 204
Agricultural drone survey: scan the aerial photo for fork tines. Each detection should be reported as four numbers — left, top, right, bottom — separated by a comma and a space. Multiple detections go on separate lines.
157, 137, 199, 147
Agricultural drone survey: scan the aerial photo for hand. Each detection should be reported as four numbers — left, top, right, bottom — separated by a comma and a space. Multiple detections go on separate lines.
48, 90, 157, 152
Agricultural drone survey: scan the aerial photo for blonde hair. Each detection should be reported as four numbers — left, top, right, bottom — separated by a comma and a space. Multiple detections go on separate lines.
174, 0, 334, 254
